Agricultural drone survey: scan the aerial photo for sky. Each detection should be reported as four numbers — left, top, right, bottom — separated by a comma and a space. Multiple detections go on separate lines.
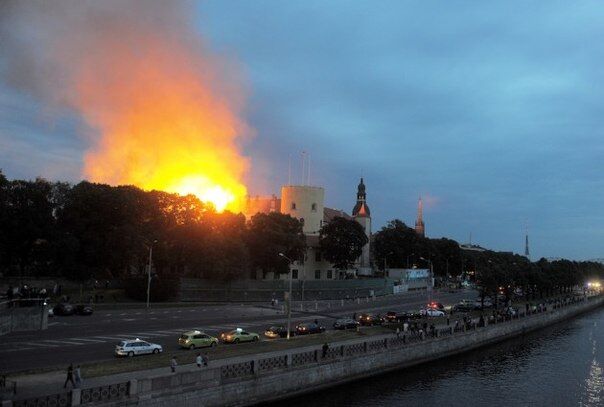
1, 1, 603, 261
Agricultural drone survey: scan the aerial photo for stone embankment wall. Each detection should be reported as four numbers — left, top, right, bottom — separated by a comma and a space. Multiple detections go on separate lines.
6, 295, 602, 407
179, 278, 395, 302
0, 304, 48, 336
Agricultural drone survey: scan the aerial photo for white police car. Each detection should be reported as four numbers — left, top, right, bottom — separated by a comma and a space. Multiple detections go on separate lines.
114, 339, 163, 357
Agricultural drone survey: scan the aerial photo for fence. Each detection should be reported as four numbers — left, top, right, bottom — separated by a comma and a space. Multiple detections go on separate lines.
179, 278, 395, 302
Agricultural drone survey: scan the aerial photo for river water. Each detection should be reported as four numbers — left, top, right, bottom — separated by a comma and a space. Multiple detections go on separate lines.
282, 306, 604, 407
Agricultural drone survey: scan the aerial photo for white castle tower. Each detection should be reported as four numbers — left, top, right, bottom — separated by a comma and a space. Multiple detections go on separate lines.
280, 185, 325, 235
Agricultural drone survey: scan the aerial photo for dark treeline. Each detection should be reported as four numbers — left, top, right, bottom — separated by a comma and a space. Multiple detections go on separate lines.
0, 172, 305, 283
1, 172, 603, 294
373, 220, 604, 300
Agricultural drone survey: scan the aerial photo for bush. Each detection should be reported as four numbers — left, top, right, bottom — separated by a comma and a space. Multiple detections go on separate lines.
123, 277, 179, 302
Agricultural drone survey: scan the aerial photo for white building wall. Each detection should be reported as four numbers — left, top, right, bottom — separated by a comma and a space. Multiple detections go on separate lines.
280, 186, 325, 235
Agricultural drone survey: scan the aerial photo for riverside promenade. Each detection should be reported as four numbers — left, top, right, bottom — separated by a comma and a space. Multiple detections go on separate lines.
2, 293, 602, 407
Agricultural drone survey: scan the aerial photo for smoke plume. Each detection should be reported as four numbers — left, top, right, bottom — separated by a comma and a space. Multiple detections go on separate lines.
0, 0, 251, 211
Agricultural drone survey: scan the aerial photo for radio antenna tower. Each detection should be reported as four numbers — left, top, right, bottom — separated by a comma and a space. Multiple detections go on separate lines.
524, 222, 530, 260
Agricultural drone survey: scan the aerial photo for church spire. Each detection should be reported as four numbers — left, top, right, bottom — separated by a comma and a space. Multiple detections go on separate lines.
352, 178, 370, 217
415, 196, 425, 237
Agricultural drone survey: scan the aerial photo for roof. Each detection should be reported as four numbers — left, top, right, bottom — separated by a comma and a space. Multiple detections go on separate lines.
243, 195, 281, 217
352, 202, 370, 217
323, 207, 353, 222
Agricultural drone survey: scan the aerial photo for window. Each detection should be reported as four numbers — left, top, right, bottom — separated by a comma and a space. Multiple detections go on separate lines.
292, 269, 298, 279
311, 203, 317, 212
315, 251, 322, 262
315, 270, 321, 279
327, 270, 333, 279
291, 202, 297, 210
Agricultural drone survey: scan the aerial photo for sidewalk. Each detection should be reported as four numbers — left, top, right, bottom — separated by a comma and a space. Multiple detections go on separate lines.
7, 352, 233, 401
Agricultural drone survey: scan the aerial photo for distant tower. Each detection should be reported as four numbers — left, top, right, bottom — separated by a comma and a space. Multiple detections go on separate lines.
524, 226, 530, 260
352, 178, 371, 271
415, 196, 425, 237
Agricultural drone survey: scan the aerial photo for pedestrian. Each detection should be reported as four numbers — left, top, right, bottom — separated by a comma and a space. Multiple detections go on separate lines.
271, 298, 275, 307
170, 356, 177, 373
403, 321, 409, 333
202, 353, 209, 367
419, 329, 425, 340
322, 342, 329, 358
63, 364, 75, 388
446, 317, 450, 326
396, 327, 401, 338
352, 312, 357, 321
74, 365, 82, 388
196, 353, 203, 368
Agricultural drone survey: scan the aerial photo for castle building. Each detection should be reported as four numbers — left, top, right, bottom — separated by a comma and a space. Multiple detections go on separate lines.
414, 196, 425, 237
244, 179, 372, 280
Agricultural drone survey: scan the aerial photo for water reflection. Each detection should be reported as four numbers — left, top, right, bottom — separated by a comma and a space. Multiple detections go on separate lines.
582, 321, 602, 407
277, 307, 604, 407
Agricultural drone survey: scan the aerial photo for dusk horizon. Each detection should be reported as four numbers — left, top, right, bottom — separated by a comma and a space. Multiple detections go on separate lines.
2, 1, 603, 261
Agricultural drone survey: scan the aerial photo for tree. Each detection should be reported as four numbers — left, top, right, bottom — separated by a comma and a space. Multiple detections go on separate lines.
246, 212, 306, 277
373, 220, 428, 270
430, 238, 462, 278
319, 217, 368, 270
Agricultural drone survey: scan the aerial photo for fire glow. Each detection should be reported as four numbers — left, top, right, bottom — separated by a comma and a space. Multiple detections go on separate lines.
3, 1, 251, 212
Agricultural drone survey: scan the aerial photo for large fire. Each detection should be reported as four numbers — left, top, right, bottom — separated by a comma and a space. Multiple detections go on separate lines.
2, 1, 251, 212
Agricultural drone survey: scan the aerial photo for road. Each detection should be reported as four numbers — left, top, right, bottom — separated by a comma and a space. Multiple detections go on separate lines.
0, 289, 474, 373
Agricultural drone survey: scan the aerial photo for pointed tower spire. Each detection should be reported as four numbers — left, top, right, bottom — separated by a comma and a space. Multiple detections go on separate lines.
352, 178, 370, 217
415, 196, 425, 237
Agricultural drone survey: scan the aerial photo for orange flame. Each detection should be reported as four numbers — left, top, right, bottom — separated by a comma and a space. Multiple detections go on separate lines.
20, 4, 252, 212
78, 37, 250, 212
1, 2, 251, 211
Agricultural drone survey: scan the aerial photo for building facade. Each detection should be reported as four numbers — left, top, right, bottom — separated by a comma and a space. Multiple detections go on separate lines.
245, 180, 373, 280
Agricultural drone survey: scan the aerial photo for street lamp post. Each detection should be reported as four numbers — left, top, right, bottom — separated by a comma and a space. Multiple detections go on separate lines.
146, 240, 157, 309
279, 253, 294, 339
420, 257, 433, 303
407, 253, 415, 268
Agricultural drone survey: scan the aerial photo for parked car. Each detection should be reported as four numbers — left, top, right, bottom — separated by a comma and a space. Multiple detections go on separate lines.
220, 328, 260, 344
179, 330, 218, 349
75, 304, 93, 316
385, 311, 398, 323
427, 301, 445, 310
420, 308, 445, 317
333, 318, 360, 330
398, 311, 422, 321
264, 326, 291, 339
115, 339, 162, 357
358, 313, 385, 326
474, 297, 494, 309
53, 303, 75, 316
454, 299, 474, 312
295, 322, 325, 335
